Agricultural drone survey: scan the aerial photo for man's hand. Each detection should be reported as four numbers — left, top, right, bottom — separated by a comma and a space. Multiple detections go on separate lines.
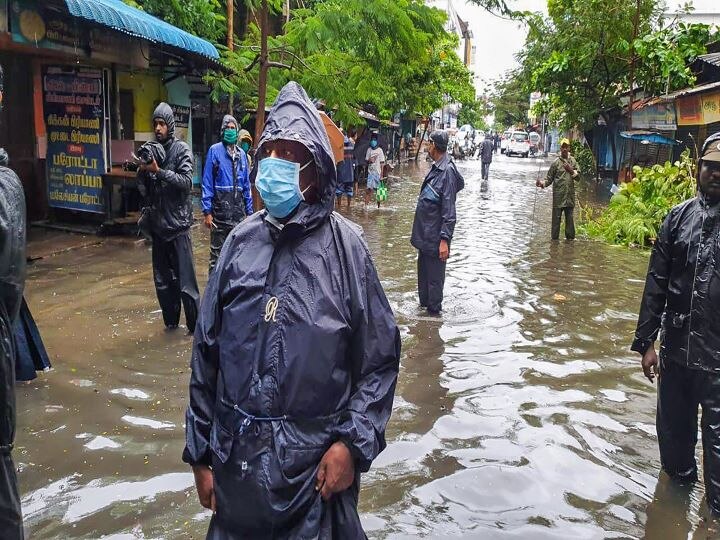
193, 465, 216, 511
642, 344, 659, 383
563, 162, 574, 174
204, 214, 214, 229
536, 180, 544, 188
439, 239, 450, 261
315, 442, 355, 501
140, 158, 160, 174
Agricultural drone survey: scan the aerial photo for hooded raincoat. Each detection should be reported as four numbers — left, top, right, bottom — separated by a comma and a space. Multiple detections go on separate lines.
0, 162, 26, 539
410, 152, 465, 254
201, 115, 253, 227
632, 194, 720, 370
139, 103, 194, 241
183, 82, 401, 539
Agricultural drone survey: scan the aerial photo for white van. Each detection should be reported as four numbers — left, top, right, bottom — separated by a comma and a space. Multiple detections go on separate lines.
506, 131, 530, 157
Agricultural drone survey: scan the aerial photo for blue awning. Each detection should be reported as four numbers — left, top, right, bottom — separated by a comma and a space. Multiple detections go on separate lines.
63, 0, 220, 61
620, 130, 679, 146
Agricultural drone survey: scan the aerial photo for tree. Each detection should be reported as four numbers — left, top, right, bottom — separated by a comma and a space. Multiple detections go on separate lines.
123, 0, 226, 42
489, 70, 529, 129
458, 99, 489, 130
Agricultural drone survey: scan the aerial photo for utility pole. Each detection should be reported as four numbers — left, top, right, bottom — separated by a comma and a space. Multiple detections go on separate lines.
254, 0, 269, 147
227, 0, 234, 114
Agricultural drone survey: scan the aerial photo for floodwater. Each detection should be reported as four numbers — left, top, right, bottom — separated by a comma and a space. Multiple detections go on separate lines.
14, 153, 714, 538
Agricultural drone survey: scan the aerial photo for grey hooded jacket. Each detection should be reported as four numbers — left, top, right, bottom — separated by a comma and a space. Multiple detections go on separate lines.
138, 102, 194, 241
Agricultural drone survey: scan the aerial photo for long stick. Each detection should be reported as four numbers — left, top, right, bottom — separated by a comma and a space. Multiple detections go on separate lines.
530, 158, 545, 236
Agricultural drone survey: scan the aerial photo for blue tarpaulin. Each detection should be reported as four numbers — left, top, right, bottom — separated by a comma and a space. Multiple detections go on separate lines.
620, 131, 678, 146
63, 0, 219, 60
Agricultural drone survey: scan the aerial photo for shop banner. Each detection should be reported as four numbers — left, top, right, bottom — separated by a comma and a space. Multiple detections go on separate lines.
44, 67, 107, 214
701, 93, 720, 125
10, 0, 148, 68
169, 104, 190, 142
632, 101, 677, 130
677, 95, 704, 125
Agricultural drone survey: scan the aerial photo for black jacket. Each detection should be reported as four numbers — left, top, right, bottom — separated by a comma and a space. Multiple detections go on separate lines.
480, 138, 494, 163
183, 82, 400, 538
0, 164, 26, 450
410, 153, 465, 255
138, 103, 194, 241
632, 195, 720, 372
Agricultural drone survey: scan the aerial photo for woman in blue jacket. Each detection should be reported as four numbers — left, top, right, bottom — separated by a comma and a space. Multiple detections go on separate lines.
201, 115, 254, 272
184, 82, 400, 539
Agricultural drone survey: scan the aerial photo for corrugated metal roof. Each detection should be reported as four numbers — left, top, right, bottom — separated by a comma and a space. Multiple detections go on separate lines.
698, 52, 720, 68
664, 80, 720, 99
64, 0, 219, 61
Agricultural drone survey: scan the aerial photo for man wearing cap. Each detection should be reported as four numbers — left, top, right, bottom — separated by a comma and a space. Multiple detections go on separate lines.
336, 133, 356, 208
537, 138, 580, 240
364, 131, 385, 207
201, 115, 253, 272
411, 130, 465, 314
138, 103, 200, 333
631, 132, 720, 517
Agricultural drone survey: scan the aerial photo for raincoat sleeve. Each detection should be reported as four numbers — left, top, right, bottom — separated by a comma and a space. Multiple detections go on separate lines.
201, 146, 216, 215
631, 212, 672, 354
0, 168, 25, 324
241, 151, 253, 216
157, 143, 193, 193
183, 262, 222, 467
440, 170, 458, 242
340, 257, 400, 472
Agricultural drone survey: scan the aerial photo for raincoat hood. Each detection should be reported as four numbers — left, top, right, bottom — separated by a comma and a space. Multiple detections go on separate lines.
152, 102, 175, 139
220, 114, 238, 138
256, 82, 336, 230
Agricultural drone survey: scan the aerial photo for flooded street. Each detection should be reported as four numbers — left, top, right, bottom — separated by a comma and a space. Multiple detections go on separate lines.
15, 153, 707, 538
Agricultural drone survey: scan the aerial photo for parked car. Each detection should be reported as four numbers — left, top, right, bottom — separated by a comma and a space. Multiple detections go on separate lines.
500, 130, 511, 154
507, 131, 530, 157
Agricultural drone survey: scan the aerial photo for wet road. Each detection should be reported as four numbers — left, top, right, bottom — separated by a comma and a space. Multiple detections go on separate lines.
15, 153, 713, 538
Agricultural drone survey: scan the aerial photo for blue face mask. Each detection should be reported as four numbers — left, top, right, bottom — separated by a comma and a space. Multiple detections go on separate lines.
370, 140, 378, 149
256, 157, 312, 219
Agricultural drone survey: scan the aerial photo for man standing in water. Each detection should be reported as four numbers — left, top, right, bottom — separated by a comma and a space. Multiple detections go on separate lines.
184, 82, 400, 538
537, 138, 580, 240
0, 64, 28, 539
138, 103, 200, 332
479, 134, 495, 180
201, 114, 253, 272
411, 130, 464, 314
632, 132, 720, 518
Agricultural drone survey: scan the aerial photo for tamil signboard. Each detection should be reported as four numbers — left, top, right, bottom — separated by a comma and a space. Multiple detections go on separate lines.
43, 67, 108, 214
675, 93, 720, 126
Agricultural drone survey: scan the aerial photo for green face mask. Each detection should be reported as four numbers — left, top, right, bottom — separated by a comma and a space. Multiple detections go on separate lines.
240, 141, 250, 153
223, 128, 238, 145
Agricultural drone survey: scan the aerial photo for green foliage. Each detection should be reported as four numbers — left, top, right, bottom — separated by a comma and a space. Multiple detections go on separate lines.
489, 70, 529, 129
458, 99, 489, 130
580, 150, 697, 247
210, 0, 475, 124
570, 140, 596, 179
123, 0, 226, 42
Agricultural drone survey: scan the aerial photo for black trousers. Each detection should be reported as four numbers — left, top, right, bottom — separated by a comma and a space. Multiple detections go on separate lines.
417, 252, 446, 313
0, 452, 23, 539
209, 225, 233, 273
151, 232, 200, 332
657, 361, 720, 514
551, 206, 575, 240
481, 161, 491, 180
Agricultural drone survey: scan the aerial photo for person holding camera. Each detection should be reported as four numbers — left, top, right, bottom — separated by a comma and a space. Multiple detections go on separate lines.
137, 102, 200, 333
201, 115, 253, 272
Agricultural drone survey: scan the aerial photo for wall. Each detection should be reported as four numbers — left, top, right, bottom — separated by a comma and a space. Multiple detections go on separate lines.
118, 71, 166, 141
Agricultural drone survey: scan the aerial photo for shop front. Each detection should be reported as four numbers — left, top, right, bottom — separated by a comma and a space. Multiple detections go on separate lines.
0, 0, 220, 229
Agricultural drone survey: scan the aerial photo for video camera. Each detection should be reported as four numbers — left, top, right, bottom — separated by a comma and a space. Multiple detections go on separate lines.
132, 141, 166, 167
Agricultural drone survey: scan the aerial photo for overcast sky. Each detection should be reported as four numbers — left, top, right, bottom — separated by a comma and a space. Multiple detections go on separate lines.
451, 0, 720, 95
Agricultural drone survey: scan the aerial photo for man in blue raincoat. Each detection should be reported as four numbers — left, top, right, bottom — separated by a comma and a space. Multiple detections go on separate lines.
201, 114, 253, 272
183, 81, 401, 539
411, 130, 465, 314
